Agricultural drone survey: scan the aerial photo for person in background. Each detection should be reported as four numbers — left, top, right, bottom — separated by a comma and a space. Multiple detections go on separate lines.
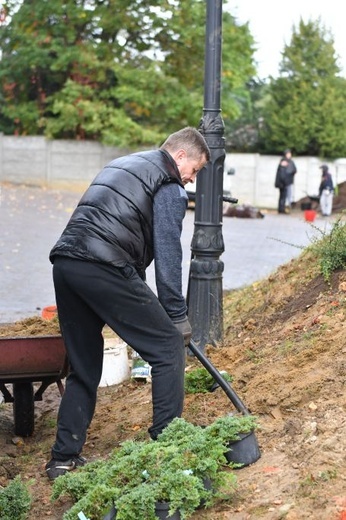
274, 148, 297, 214
45, 127, 210, 480
319, 164, 334, 216
284, 149, 297, 209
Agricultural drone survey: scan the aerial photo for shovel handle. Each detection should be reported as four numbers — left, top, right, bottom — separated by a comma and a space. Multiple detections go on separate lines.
188, 340, 250, 416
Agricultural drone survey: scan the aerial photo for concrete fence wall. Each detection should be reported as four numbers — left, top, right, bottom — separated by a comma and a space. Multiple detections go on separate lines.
1, 134, 346, 209
0, 135, 131, 190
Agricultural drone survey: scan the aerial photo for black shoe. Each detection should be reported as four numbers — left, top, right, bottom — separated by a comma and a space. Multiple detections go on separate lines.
45, 455, 86, 480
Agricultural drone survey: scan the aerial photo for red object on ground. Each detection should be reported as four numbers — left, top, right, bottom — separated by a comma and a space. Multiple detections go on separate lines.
304, 209, 317, 222
41, 305, 57, 320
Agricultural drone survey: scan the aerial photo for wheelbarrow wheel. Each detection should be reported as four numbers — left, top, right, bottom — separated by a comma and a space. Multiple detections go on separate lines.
13, 382, 34, 437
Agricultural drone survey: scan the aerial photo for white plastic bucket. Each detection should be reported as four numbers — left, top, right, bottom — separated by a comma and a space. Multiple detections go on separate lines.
100, 339, 130, 387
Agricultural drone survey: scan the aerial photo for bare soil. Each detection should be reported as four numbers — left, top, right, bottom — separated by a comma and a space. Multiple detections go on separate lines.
1, 231, 346, 519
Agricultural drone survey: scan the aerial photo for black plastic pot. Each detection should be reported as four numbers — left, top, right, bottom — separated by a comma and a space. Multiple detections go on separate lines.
225, 430, 261, 467
155, 502, 181, 520
103, 504, 116, 520
103, 502, 181, 520
197, 477, 213, 509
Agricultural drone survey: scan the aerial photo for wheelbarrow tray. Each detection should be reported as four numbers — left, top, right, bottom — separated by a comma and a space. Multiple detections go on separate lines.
0, 335, 68, 437
0, 335, 67, 382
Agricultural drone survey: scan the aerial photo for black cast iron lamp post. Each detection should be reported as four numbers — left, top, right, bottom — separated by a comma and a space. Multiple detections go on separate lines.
187, 0, 225, 352
186, 4, 260, 468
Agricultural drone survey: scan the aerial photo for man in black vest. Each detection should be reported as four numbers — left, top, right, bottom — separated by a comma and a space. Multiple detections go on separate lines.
45, 127, 210, 480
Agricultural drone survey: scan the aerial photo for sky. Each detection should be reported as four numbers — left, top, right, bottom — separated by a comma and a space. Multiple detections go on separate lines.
225, 0, 345, 79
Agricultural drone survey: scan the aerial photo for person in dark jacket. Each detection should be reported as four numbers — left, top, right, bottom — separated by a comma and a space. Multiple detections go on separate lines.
319, 164, 334, 216
45, 127, 210, 480
274, 149, 297, 214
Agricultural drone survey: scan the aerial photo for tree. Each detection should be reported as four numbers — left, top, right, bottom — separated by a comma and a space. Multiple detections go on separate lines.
0, 0, 256, 147
259, 18, 346, 157
224, 78, 268, 152
0, 0, 165, 144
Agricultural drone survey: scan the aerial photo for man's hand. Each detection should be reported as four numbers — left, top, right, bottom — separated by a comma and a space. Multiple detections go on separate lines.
173, 316, 192, 346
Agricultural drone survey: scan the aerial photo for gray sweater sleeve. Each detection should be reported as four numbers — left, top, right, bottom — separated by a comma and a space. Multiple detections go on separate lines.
153, 183, 188, 321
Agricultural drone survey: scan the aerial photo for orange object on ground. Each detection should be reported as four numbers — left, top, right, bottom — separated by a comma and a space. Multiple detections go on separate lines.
304, 209, 316, 222
41, 305, 57, 320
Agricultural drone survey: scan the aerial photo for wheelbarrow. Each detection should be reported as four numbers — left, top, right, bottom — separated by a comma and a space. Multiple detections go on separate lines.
0, 335, 68, 437
301, 193, 320, 211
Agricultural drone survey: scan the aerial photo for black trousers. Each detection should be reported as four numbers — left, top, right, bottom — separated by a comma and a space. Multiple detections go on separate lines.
278, 187, 287, 213
51, 257, 185, 460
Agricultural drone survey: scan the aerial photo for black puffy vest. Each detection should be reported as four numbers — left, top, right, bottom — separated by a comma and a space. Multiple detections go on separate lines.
49, 150, 183, 275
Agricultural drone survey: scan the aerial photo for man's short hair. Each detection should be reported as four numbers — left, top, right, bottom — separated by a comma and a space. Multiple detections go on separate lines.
160, 127, 210, 162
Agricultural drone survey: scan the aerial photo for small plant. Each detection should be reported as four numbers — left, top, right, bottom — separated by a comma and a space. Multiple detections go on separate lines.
184, 367, 232, 394
309, 215, 346, 281
278, 339, 295, 356
204, 414, 259, 444
244, 348, 262, 363
0, 475, 32, 520
318, 468, 337, 481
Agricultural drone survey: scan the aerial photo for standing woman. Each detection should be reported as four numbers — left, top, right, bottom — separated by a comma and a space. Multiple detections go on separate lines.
319, 164, 334, 216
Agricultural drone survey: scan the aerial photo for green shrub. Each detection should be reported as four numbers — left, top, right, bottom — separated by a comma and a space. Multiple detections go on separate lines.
0, 476, 32, 520
185, 367, 232, 394
52, 416, 260, 520
204, 414, 259, 443
309, 215, 346, 281
268, 213, 346, 282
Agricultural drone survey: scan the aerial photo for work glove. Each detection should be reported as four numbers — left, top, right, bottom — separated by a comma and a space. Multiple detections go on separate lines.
173, 316, 192, 347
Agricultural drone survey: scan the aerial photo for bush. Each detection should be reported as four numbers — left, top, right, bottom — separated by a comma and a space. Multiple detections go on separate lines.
309, 215, 346, 281
52, 416, 260, 520
0, 476, 32, 520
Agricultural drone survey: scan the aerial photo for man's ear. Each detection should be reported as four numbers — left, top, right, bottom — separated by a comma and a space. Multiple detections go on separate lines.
173, 149, 187, 165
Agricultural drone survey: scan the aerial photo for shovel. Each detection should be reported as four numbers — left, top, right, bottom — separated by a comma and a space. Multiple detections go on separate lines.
188, 339, 261, 466
188, 339, 250, 415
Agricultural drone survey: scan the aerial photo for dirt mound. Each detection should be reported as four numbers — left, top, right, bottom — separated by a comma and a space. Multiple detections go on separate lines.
0, 316, 60, 337
0, 246, 346, 519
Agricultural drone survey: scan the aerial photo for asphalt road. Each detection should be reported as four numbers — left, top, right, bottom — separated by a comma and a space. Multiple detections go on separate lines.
0, 183, 332, 324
